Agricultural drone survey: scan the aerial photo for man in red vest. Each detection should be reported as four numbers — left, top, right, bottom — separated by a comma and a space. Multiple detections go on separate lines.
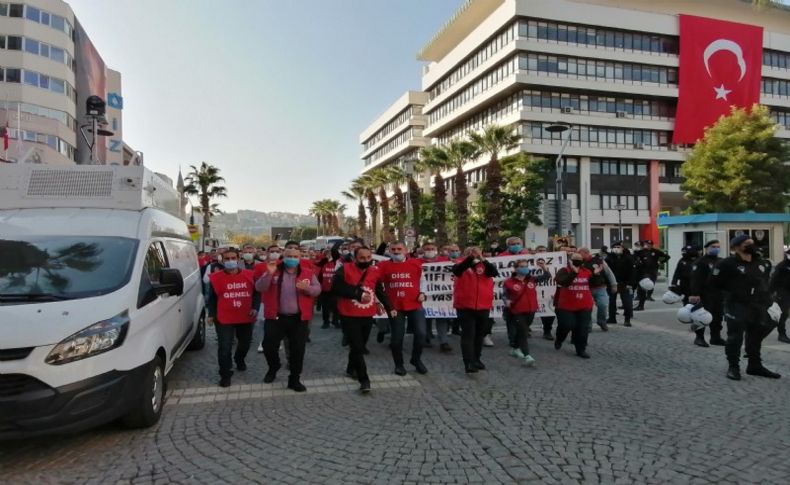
333, 246, 395, 393
377, 241, 429, 375
452, 246, 499, 374
255, 247, 321, 392
208, 249, 260, 388
317, 249, 340, 329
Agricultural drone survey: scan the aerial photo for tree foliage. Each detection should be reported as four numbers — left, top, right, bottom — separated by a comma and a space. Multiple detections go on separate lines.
184, 162, 227, 239
500, 153, 553, 235
681, 105, 790, 213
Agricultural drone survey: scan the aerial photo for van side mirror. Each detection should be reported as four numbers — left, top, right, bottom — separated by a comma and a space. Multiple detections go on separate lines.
154, 268, 184, 296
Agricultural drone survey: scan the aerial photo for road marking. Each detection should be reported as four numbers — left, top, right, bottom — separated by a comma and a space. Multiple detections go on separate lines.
165, 373, 421, 406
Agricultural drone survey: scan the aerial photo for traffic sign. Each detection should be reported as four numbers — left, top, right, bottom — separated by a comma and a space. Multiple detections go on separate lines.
405, 227, 416, 238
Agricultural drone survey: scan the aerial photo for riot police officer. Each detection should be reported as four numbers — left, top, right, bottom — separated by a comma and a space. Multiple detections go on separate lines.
689, 240, 726, 348
671, 245, 698, 306
711, 235, 781, 381
633, 240, 670, 310
769, 248, 790, 344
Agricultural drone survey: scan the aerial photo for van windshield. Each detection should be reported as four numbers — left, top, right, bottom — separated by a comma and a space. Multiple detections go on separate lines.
0, 236, 138, 303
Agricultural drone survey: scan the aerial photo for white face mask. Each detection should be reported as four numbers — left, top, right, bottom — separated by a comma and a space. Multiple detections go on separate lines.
268, 252, 281, 261
242, 253, 254, 261
424, 250, 437, 259
612, 248, 623, 255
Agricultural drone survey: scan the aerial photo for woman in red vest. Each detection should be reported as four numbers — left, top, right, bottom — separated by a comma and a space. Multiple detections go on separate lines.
255, 248, 321, 392
452, 246, 499, 374
208, 249, 260, 388
554, 252, 597, 359
503, 259, 551, 366
333, 246, 395, 393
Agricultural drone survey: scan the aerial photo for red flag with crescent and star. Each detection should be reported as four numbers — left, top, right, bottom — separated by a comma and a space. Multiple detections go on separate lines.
673, 15, 763, 144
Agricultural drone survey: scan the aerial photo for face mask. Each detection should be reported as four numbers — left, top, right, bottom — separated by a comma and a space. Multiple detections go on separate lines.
424, 251, 437, 259
742, 245, 757, 255
509, 245, 522, 254
708, 248, 720, 257
356, 261, 372, 269
571, 259, 583, 267
340, 250, 350, 256
516, 267, 530, 276
612, 248, 623, 255
268, 252, 281, 261
223, 260, 238, 270
242, 253, 254, 262
391, 253, 406, 262
449, 251, 461, 259
283, 257, 299, 269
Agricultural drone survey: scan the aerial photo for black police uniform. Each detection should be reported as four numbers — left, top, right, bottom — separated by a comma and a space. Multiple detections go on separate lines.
634, 245, 670, 309
769, 256, 790, 343
689, 252, 725, 345
711, 253, 780, 378
605, 248, 635, 324
671, 247, 697, 306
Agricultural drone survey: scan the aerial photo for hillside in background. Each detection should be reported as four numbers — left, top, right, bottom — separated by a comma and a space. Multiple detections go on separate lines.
194, 210, 314, 238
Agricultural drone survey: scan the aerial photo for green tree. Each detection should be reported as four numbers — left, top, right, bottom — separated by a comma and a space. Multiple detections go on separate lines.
358, 174, 380, 243
417, 145, 451, 246
342, 181, 368, 238
405, 157, 422, 237
184, 162, 227, 240
500, 153, 552, 236
445, 140, 479, 247
681, 105, 790, 213
382, 165, 409, 239
469, 124, 521, 244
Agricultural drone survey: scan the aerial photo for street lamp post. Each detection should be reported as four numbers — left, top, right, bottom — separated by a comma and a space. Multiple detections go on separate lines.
545, 123, 572, 239
615, 204, 627, 242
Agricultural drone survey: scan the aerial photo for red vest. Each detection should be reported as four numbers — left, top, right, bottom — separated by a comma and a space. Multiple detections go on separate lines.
319, 262, 337, 293
209, 270, 255, 324
504, 276, 539, 314
261, 266, 317, 321
378, 258, 423, 312
336, 262, 382, 317
556, 267, 595, 312
453, 262, 495, 310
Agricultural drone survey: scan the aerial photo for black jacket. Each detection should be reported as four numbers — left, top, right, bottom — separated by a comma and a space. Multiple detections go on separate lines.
689, 254, 722, 300
605, 252, 636, 287
711, 254, 772, 308
769, 258, 790, 299
671, 256, 695, 296
634, 248, 670, 273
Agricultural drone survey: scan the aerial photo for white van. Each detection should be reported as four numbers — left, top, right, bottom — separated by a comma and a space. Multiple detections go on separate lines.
314, 235, 344, 250
0, 165, 205, 439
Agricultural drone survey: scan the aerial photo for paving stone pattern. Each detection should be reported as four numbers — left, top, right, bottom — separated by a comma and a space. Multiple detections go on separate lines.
2, 297, 790, 484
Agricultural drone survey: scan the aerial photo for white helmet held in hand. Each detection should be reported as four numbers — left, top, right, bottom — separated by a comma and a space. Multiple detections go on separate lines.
768, 302, 782, 323
662, 290, 683, 305
639, 278, 655, 291
690, 307, 713, 326
677, 304, 695, 324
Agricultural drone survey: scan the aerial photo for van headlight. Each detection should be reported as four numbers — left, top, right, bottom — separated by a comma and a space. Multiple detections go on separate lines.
46, 311, 130, 365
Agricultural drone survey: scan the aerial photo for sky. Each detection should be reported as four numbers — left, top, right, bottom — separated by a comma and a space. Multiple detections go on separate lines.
67, 0, 462, 215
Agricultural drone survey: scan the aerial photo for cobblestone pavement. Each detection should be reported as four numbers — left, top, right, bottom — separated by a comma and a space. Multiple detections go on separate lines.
3, 292, 790, 484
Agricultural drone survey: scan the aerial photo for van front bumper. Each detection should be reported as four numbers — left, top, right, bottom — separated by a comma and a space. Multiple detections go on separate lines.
0, 364, 149, 440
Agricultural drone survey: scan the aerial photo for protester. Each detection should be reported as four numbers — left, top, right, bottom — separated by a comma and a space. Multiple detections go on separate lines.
377, 241, 430, 374
207, 249, 259, 387
605, 241, 635, 327
255, 248, 321, 392
554, 252, 596, 358
452, 246, 499, 374
712, 235, 781, 380
503, 259, 550, 366
317, 249, 341, 329
578, 247, 616, 332
333, 246, 396, 392
241, 245, 257, 270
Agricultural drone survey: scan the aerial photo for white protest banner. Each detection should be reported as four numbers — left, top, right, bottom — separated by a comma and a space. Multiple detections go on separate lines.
420, 252, 566, 318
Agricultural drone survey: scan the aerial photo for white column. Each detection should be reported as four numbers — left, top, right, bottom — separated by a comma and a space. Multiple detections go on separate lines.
578, 157, 592, 248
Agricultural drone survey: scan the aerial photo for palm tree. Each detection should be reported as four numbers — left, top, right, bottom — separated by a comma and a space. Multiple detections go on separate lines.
309, 200, 325, 236
324, 199, 346, 234
366, 168, 391, 234
469, 124, 521, 243
405, 158, 422, 238
342, 181, 367, 238
358, 173, 380, 243
184, 162, 227, 240
446, 140, 479, 248
383, 165, 408, 239
417, 145, 451, 245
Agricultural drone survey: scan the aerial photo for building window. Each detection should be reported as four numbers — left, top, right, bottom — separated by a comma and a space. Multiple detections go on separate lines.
23, 37, 38, 54
7, 35, 21, 50
25, 5, 40, 22
9, 4, 23, 17
5, 68, 20, 83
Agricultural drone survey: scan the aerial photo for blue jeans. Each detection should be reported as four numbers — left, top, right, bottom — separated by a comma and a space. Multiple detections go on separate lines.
591, 287, 610, 326
391, 309, 426, 363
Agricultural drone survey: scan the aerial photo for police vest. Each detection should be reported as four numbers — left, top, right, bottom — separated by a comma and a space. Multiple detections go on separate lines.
209, 270, 255, 324
336, 263, 382, 318
261, 266, 317, 322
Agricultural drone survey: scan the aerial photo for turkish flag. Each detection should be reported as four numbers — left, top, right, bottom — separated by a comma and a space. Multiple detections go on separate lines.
673, 15, 763, 144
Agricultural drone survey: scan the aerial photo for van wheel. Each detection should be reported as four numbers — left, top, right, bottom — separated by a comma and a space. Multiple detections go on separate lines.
187, 311, 206, 351
122, 355, 166, 428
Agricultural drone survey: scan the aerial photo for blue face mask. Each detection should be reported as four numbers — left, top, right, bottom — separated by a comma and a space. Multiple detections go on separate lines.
391, 253, 406, 262
223, 260, 239, 270
516, 267, 531, 276
449, 251, 461, 259
708, 248, 720, 257
283, 257, 300, 269
509, 245, 522, 254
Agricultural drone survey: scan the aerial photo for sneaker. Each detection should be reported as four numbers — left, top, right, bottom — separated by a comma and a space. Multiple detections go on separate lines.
510, 348, 525, 359
219, 376, 231, 388
257, 342, 264, 353
523, 354, 536, 367
483, 335, 494, 347
440, 343, 452, 353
